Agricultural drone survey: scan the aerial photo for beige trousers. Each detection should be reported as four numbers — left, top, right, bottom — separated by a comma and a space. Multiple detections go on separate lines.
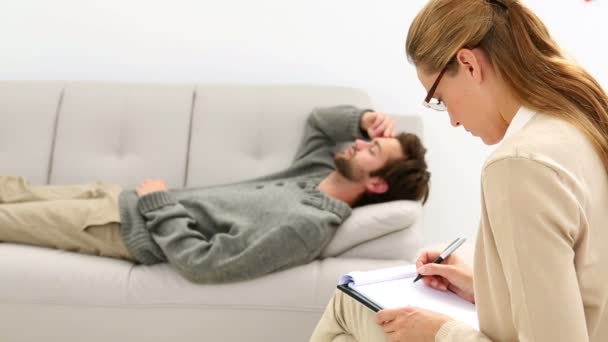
0, 176, 134, 261
309, 289, 387, 342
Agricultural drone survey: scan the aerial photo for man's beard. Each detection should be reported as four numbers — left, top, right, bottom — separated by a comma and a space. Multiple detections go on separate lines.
334, 154, 365, 181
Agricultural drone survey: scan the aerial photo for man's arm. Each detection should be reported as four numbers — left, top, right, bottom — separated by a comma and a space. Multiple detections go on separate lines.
293, 105, 395, 163
135, 183, 327, 283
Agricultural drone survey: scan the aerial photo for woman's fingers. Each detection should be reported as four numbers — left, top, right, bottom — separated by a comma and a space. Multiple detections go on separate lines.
416, 250, 442, 268
419, 264, 461, 282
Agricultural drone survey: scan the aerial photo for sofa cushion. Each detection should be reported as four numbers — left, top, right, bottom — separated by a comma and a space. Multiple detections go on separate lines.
49, 82, 194, 188
186, 85, 371, 187
0, 81, 64, 184
0, 243, 404, 308
320, 200, 422, 258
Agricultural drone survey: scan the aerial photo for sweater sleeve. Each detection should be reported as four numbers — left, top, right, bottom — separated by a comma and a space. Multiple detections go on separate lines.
136, 191, 328, 283
436, 320, 492, 342
437, 157, 588, 341
293, 105, 372, 164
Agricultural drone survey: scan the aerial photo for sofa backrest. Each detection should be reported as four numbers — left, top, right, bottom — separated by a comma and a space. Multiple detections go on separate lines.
0, 81, 422, 188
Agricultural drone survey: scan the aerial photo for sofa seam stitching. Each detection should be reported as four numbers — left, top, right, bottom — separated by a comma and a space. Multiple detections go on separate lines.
47, 84, 65, 184
183, 86, 196, 187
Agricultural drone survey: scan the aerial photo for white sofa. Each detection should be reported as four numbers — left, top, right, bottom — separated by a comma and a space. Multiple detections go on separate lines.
0, 81, 425, 342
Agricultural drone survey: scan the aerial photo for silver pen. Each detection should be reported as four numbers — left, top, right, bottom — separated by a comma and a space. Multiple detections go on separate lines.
413, 237, 466, 283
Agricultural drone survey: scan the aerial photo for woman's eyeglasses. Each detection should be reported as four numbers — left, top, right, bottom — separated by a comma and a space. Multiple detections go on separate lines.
422, 66, 448, 112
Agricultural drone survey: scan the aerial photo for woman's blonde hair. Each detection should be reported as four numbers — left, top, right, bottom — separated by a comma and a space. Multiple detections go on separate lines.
406, 0, 608, 168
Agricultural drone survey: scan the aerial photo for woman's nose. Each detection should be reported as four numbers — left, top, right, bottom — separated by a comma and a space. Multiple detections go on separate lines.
447, 112, 461, 127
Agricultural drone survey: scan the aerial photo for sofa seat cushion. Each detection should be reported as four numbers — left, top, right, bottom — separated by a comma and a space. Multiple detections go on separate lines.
0, 243, 405, 309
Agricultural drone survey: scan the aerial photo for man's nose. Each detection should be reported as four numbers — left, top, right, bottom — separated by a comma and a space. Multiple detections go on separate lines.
354, 139, 371, 150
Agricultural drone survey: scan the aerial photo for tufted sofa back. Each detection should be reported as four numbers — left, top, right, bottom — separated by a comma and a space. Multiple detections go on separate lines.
0, 81, 422, 189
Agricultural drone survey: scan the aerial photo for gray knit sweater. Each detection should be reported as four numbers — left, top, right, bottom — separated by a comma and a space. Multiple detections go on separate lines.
118, 105, 370, 283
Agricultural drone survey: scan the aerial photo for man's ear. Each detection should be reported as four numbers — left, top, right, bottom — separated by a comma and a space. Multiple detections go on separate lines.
365, 177, 388, 194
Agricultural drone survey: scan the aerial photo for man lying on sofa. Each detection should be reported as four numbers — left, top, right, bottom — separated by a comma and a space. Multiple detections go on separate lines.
0, 105, 430, 283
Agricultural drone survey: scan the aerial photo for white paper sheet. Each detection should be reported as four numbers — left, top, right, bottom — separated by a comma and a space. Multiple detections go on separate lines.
339, 265, 479, 330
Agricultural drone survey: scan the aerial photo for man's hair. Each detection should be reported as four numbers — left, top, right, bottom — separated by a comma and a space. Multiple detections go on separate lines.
356, 132, 431, 207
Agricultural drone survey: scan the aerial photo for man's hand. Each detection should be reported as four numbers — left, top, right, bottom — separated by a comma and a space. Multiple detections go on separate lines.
376, 307, 451, 342
136, 179, 168, 197
361, 111, 396, 138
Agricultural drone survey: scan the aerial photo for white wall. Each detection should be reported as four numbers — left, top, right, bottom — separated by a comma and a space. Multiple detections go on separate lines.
2, 0, 606, 245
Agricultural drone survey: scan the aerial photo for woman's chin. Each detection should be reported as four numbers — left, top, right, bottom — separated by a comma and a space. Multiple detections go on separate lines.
480, 134, 502, 146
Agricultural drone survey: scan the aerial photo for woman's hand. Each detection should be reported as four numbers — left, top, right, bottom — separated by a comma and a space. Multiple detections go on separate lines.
416, 249, 475, 303
376, 306, 451, 342
136, 179, 168, 197
361, 111, 395, 138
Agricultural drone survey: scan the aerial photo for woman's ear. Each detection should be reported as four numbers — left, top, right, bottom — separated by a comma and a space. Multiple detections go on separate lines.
365, 177, 388, 194
456, 48, 484, 83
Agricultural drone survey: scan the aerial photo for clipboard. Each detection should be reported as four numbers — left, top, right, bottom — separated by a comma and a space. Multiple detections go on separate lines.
337, 284, 383, 312
335, 265, 479, 330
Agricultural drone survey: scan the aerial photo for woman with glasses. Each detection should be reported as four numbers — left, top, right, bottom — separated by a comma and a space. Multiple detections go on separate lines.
310, 0, 608, 341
